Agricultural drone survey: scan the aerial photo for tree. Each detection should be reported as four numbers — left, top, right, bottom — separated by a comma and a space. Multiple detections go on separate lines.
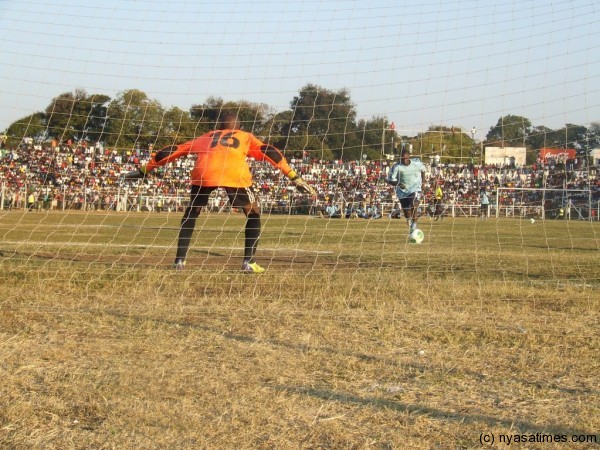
44, 89, 110, 144
288, 84, 360, 160
45, 89, 86, 143
190, 97, 272, 136
157, 106, 197, 145
263, 110, 334, 160
4, 112, 46, 147
284, 131, 335, 161
521, 124, 553, 164
104, 89, 165, 150
354, 116, 398, 160
530, 124, 588, 151
583, 122, 600, 165
485, 115, 531, 147
410, 125, 474, 163
526, 125, 553, 151
564, 123, 588, 151
83, 93, 111, 145
587, 122, 600, 149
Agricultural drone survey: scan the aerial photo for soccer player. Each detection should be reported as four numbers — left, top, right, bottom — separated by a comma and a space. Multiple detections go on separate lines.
479, 188, 490, 219
433, 183, 444, 220
386, 149, 426, 234
125, 113, 315, 273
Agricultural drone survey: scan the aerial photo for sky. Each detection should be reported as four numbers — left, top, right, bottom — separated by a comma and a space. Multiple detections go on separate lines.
1, 0, 599, 139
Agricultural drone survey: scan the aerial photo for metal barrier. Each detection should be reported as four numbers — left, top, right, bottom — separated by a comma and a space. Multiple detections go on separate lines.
2, 182, 598, 220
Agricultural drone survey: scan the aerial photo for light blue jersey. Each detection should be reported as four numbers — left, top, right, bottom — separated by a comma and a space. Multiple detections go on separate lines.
480, 192, 490, 205
387, 158, 426, 198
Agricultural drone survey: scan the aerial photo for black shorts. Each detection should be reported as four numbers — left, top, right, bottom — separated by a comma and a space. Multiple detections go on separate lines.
399, 192, 420, 210
189, 185, 258, 208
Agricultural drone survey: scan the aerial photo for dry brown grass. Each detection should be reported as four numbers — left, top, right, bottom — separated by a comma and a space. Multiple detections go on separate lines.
0, 211, 598, 449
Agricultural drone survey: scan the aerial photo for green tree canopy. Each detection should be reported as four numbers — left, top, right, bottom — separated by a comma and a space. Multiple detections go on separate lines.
3, 86, 597, 164
564, 123, 588, 151
156, 106, 196, 146
288, 84, 361, 160
587, 122, 600, 149
354, 117, 397, 160
262, 110, 333, 160
104, 89, 165, 150
485, 115, 531, 147
409, 125, 475, 163
4, 112, 46, 147
45, 89, 110, 144
527, 125, 554, 151
190, 97, 272, 136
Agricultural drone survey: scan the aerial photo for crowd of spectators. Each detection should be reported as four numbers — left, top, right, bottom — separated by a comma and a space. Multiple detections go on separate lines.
1, 142, 598, 218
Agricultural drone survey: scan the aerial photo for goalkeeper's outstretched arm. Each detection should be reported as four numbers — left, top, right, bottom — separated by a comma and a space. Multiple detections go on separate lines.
145, 144, 187, 172
121, 144, 184, 180
251, 144, 316, 196
286, 169, 316, 195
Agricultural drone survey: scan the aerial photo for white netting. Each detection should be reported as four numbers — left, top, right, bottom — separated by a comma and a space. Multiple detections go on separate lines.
0, 1, 599, 448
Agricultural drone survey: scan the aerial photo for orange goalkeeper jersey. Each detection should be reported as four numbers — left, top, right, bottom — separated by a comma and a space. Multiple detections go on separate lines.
145, 129, 293, 188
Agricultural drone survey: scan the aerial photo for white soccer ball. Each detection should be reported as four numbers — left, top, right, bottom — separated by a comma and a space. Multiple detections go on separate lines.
530, 218, 536, 224
409, 228, 425, 244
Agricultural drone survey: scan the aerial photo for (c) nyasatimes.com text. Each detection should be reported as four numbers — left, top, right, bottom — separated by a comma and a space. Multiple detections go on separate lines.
479, 432, 598, 446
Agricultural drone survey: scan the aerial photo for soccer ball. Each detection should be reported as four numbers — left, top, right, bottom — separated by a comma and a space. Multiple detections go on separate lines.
409, 228, 425, 244
530, 218, 536, 224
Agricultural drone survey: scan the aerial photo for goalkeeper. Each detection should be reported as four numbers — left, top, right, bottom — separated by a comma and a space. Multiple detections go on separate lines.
125, 113, 315, 273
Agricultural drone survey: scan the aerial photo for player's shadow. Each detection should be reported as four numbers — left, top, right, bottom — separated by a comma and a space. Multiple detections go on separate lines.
522, 243, 598, 252
271, 384, 594, 437
100, 308, 594, 401
88, 307, 597, 439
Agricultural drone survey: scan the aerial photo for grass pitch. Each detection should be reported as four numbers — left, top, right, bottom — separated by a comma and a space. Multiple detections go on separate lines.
0, 211, 598, 449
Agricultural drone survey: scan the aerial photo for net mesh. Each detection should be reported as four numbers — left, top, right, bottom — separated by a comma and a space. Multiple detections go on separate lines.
0, 1, 599, 447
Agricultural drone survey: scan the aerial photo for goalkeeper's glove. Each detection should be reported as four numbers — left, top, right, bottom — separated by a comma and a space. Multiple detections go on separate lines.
122, 166, 151, 180
287, 170, 316, 196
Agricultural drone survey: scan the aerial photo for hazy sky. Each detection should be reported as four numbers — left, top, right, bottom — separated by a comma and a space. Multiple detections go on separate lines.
1, 0, 599, 138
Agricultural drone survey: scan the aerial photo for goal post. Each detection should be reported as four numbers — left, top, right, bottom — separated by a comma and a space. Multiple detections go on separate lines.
495, 187, 596, 220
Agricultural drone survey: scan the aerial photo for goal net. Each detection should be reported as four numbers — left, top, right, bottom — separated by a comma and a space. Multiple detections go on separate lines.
495, 187, 597, 220
0, 2, 599, 447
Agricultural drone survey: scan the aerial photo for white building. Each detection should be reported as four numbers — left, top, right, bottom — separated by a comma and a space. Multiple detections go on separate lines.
591, 148, 600, 166
484, 147, 526, 166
